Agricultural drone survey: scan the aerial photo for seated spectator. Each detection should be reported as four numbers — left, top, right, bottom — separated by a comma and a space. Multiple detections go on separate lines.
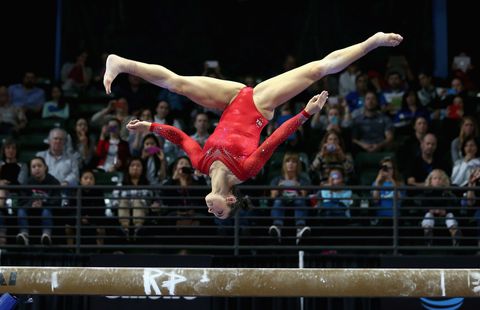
96, 118, 131, 173
60, 50, 93, 96
71, 118, 97, 171
0, 85, 27, 135
393, 90, 430, 136
268, 152, 311, 245
153, 100, 185, 165
420, 169, 462, 246
344, 73, 386, 119
371, 157, 404, 222
42, 85, 70, 119
36, 128, 79, 186
139, 133, 167, 185
0, 138, 28, 245
189, 112, 210, 148
309, 130, 354, 185
8, 71, 45, 118
381, 70, 407, 117
77, 169, 108, 247
406, 133, 451, 186
451, 137, 480, 186
129, 108, 154, 156
450, 116, 478, 164
310, 100, 352, 139
112, 157, 154, 241
397, 116, 429, 171
91, 97, 134, 140
16, 157, 61, 246
160, 156, 208, 219
315, 168, 353, 218
465, 167, 480, 252
417, 71, 441, 109
112, 74, 157, 116
351, 90, 394, 154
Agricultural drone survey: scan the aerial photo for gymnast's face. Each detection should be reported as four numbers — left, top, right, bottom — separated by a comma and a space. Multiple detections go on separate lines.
205, 193, 232, 219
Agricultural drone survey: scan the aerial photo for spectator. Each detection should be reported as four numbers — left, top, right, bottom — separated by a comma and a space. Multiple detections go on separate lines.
36, 128, 79, 186
139, 133, 167, 185
406, 133, 451, 186
397, 116, 429, 171
451, 137, 480, 186
465, 167, 480, 253
450, 116, 478, 164
60, 50, 93, 96
112, 157, 155, 241
153, 100, 184, 165
96, 118, 131, 172
0, 85, 27, 135
190, 112, 210, 148
420, 169, 462, 246
310, 99, 352, 138
371, 157, 404, 221
112, 74, 157, 116
417, 71, 441, 109
351, 90, 394, 154
16, 157, 61, 246
315, 168, 353, 221
268, 152, 311, 244
0, 138, 28, 245
77, 169, 108, 247
381, 70, 406, 116
393, 90, 430, 136
309, 130, 354, 185
338, 63, 360, 97
8, 71, 45, 118
129, 108, 154, 156
42, 85, 70, 119
159, 156, 209, 251
91, 97, 134, 140
71, 118, 97, 171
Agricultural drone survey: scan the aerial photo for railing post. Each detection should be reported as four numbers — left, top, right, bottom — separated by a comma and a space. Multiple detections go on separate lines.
234, 209, 240, 256
393, 186, 398, 255
75, 187, 82, 254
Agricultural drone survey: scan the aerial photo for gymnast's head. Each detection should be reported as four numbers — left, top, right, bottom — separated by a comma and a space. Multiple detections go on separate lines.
205, 187, 247, 219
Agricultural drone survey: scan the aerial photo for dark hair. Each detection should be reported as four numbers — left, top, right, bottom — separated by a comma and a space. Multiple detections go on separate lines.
1, 136, 18, 161
29, 156, 48, 172
226, 186, 252, 219
122, 156, 149, 185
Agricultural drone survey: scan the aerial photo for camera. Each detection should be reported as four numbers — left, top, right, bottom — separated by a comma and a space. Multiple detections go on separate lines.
380, 165, 390, 172
181, 167, 195, 174
326, 143, 336, 153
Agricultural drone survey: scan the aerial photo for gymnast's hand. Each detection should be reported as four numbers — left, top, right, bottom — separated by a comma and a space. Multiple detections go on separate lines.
304, 90, 329, 115
126, 119, 151, 133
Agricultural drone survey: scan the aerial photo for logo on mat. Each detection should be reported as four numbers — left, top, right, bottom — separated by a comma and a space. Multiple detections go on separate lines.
420, 298, 464, 310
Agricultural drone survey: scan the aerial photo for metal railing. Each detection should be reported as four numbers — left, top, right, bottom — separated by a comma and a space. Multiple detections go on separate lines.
0, 184, 478, 256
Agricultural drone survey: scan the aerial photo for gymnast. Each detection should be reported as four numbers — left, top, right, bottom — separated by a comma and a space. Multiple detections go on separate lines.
104, 32, 403, 219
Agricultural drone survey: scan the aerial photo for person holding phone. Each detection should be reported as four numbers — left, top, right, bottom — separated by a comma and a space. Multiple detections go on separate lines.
105, 32, 403, 219
139, 133, 167, 185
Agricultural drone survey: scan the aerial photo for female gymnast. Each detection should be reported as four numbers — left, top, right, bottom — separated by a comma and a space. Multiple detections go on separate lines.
104, 32, 403, 219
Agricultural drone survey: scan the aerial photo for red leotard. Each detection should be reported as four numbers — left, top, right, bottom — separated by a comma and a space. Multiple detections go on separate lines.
149, 87, 310, 181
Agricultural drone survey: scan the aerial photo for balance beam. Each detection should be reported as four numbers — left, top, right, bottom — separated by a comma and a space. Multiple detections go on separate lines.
0, 267, 479, 297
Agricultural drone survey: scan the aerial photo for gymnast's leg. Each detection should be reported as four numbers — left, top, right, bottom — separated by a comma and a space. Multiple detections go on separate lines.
104, 55, 245, 111
253, 32, 403, 117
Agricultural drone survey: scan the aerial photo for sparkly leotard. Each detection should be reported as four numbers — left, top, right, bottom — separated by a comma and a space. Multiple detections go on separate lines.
149, 87, 310, 181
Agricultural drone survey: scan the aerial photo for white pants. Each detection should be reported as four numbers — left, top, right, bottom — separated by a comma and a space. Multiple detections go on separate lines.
421, 212, 457, 229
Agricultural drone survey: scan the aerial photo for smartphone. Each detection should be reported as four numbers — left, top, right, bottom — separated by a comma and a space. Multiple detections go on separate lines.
181, 167, 195, 174
146, 146, 161, 155
205, 60, 219, 68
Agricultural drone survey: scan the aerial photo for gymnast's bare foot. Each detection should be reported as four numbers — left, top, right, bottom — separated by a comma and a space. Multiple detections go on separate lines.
371, 32, 403, 48
103, 54, 125, 94
305, 90, 328, 115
